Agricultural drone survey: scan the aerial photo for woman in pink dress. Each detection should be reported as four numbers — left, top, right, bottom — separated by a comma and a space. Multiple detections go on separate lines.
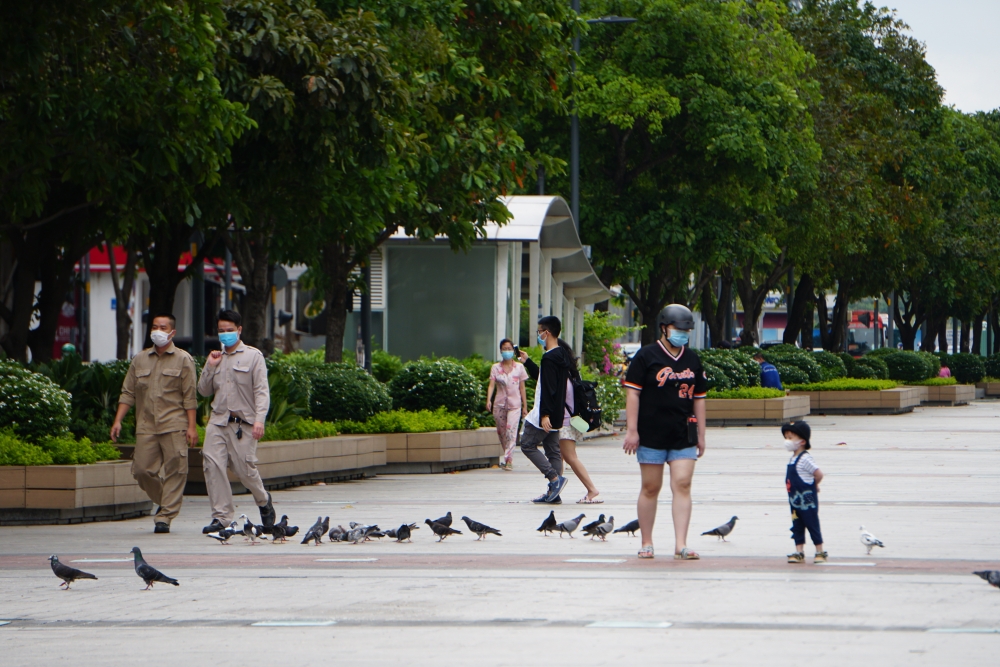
486, 339, 529, 470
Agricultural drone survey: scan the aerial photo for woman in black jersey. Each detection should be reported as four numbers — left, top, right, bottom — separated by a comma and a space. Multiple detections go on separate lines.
622, 305, 708, 559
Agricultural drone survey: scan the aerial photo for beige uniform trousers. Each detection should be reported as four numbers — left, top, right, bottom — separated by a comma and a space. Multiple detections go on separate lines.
131, 432, 188, 524
202, 421, 268, 523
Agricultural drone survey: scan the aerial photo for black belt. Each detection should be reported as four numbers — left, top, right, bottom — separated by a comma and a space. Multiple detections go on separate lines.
228, 415, 247, 439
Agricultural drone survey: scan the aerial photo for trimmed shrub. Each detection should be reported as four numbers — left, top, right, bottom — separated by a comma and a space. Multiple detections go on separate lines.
837, 352, 857, 373
698, 349, 757, 388
765, 350, 823, 383
372, 350, 404, 383
852, 355, 889, 380
773, 362, 809, 386
0, 429, 53, 466
865, 347, 898, 358
948, 353, 986, 384
336, 408, 470, 434
0, 362, 72, 441
388, 359, 481, 417
310, 363, 392, 423
908, 377, 958, 386
984, 353, 1000, 379
882, 351, 933, 382
706, 387, 785, 399
917, 351, 942, 377
812, 351, 848, 380
787, 379, 898, 391
701, 360, 732, 391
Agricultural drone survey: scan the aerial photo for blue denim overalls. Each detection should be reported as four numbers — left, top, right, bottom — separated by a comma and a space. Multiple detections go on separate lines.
787, 452, 823, 546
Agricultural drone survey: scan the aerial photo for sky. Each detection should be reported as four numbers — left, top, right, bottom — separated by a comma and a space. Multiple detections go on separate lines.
883, 0, 1000, 112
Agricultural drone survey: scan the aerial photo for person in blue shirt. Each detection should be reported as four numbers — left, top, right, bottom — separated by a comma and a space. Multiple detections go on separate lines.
754, 353, 784, 390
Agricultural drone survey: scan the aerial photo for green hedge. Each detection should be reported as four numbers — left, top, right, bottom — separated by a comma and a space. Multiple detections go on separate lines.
881, 350, 933, 382
917, 351, 942, 377
335, 408, 470, 434
0, 428, 120, 466
388, 359, 481, 417
706, 387, 785, 399
773, 361, 809, 385
787, 378, 899, 391
906, 377, 958, 386
985, 353, 1000, 379
310, 363, 392, 422
812, 351, 848, 380
372, 349, 403, 383
947, 353, 986, 384
0, 362, 72, 441
698, 349, 758, 388
851, 355, 889, 379
701, 360, 732, 390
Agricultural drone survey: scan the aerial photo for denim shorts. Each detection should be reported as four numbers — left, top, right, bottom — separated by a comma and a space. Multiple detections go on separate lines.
636, 445, 698, 465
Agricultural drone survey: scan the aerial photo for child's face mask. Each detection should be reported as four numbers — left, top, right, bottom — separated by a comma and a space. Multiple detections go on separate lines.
783, 439, 801, 452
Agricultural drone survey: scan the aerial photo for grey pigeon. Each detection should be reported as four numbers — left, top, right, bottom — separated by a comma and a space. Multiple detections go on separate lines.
613, 519, 640, 536
555, 513, 585, 538
384, 527, 397, 539
973, 571, 1000, 589
581, 514, 606, 538
592, 516, 615, 542
321, 516, 330, 534
537, 510, 558, 536
238, 514, 263, 544
461, 516, 502, 540
328, 525, 346, 541
129, 547, 178, 590
302, 516, 326, 545
347, 527, 366, 544
395, 523, 418, 543
49, 555, 97, 590
432, 512, 453, 528
859, 526, 884, 555
206, 528, 241, 545
701, 516, 738, 541
425, 519, 462, 542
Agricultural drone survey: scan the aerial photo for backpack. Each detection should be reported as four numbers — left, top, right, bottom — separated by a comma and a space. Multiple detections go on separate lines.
570, 377, 602, 432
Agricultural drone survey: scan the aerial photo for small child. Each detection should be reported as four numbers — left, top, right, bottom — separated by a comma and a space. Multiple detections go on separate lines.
781, 421, 826, 564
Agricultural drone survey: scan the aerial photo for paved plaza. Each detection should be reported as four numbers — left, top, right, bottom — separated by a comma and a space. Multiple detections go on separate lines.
2, 402, 999, 665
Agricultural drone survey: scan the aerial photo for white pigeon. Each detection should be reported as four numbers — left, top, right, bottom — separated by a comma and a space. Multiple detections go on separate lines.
859, 526, 884, 555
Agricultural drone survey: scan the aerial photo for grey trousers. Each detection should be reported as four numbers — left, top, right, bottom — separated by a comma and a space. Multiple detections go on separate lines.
520, 421, 563, 480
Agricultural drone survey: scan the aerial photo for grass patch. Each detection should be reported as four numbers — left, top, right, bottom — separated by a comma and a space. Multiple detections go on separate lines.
787, 379, 899, 392
706, 387, 786, 399
906, 377, 958, 386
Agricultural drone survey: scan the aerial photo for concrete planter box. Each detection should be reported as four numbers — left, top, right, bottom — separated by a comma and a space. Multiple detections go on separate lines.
976, 381, 1000, 397
907, 384, 976, 406
0, 460, 152, 526
789, 387, 921, 415
377, 428, 502, 474
704, 396, 810, 427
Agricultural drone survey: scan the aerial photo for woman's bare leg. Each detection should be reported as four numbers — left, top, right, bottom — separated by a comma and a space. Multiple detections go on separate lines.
667, 458, 696, 553
560, 439, 599, 498
638, 463, 664, 548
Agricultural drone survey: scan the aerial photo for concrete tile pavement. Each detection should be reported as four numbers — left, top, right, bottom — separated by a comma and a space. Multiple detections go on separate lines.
1, 401, 998, 665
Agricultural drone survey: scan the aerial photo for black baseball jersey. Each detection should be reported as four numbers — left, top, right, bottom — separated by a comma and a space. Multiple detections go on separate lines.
623, 341, 708, 450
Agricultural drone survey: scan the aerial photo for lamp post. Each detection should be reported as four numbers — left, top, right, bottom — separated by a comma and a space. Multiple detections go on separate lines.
570, 6, 637, 231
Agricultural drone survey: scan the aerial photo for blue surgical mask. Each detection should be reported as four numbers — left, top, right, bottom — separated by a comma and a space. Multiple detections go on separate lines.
668, 330, 689, 347
537, 332, 546, 346
219, 332, 239, 348
501, 350, 514, 361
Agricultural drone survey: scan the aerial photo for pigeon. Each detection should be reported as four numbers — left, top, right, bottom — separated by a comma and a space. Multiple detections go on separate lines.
347, 527, 366, 544
321, 516, 330, 534
425, 519, 462, 542
206, 528, 241, 545
267, 523, 288, 543
592, 516, 615, 542
394, 523, 418, 543
859, 526, 885, 555
432, 512, 453, 528
536, 510, 558, 536
701, 516, 738, 542
555, 513, 585, 538
581, 514, 606, 537
461, 516, 502, 540
973, 571, 1000, 589
49, 555, 97, 590
129, 547, 178, 590
384, 527, 398, 539
302, 516, 326, 546
613, 519, 640, 536
239, 514, 264, 544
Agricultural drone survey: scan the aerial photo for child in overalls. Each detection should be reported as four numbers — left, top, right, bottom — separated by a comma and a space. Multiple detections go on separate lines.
781, 421, 827, 564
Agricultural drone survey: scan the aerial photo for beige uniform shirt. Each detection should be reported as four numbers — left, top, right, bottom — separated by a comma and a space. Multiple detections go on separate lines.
119, 343, 197, 435
197, 342, 270, 427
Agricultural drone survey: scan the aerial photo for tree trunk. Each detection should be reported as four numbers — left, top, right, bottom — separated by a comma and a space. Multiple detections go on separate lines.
230, 224, 272, 351
733, 253, 788, 347
816, 291, 831, 350
145, 222, 199, 347
972, 313, 984, 356
699, 269, 733, 348
800, 297, 815, 349
0, 231, 41, 362
321, 240, 351, 363
823, 281, 851, 352
960, 320, 971, 353
937, 319, 948, 353
894, 292, 922, 351
105, 237, 140, 359
782, 273, 814, 345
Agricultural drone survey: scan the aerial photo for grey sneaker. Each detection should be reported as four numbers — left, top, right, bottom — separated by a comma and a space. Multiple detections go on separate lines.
544, 476, 568, 503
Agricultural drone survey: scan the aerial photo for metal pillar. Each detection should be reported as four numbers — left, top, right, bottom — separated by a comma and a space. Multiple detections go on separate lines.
952, 316, 958, 354
80, 252, 91, 361
361, 262, 372, 372
570, 0, 580, 232
887, 291, 895, 350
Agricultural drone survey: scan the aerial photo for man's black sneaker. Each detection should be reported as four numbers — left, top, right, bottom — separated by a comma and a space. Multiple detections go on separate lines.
202, 519, 226, 534
545, 495, 562, 504
544, 476, 568, 503
154, 522, 170, 534
259, 492, 276, 527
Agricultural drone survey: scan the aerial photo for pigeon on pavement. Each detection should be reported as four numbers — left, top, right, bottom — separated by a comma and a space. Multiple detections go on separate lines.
973, 571, 1000, 589
592, 516, 615, 541
425, 519, 462, 542
701, 516, 738, 541
859, 526, 885, 555
49, 555, 97, 589
581, 514, 605, 537
461, 516, 502, 540
432, 512, 453, 528
613, 519, 640, 536
394, 523, 418, 543
347, 527, 366, 544
238, 514, 264, 544
537, 511, 558, 536
302, 516, 326, 545
555, 514, 585, 538
206, 527, 241, 545
129, 547, 178, 590
328, 525, 346, 542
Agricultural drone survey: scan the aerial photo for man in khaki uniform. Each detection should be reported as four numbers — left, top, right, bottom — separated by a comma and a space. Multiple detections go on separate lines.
197, 309, 275, 534
111, 313, 198, 534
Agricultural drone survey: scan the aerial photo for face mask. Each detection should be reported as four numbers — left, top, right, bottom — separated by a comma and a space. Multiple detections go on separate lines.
537, 332, 547, 346
667, 329, 689, 347
783, 439, 800, 452
218, 332, 239, 348
150, 331, 171, 348
501, 350, 514, 361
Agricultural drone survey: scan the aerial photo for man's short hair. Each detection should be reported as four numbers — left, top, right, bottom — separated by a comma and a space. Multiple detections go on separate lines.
753, 352, 765, 361
151, 313, 176, 329
218, 309, 242, 327
537, 315, 561, 338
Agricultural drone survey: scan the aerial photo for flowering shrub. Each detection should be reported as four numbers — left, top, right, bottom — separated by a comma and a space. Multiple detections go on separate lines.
0, 362, 72, 441
388, 359, 481, 418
